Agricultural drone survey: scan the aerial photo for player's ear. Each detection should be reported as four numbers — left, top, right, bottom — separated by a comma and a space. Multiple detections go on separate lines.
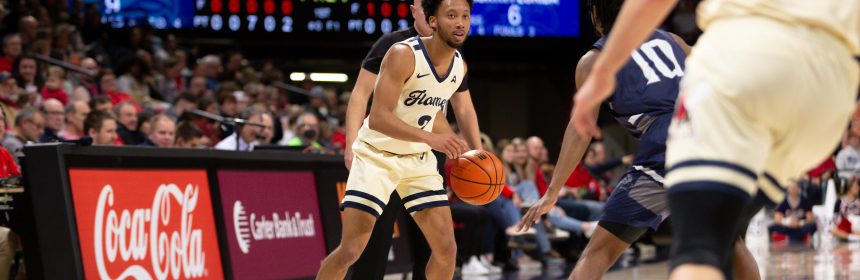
428, 15, 437, 31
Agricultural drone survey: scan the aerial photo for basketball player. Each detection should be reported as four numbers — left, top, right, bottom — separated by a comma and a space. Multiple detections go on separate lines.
567, 0, 859, 279
343, 0, 483, 277
517, 1, 761, 279
317, 0, 474, 279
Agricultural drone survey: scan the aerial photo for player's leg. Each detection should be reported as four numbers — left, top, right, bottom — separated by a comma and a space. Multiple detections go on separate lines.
319, 141, 398, 279
397, 151, 458, 279
410, 206, 458, 279
407, 150, 450, 279
570, 222, 645, 280
350, 193, 401, 279
665, 18, 808, 277
317, 208, 379, 279
571, 173, 666, 280
731, 193, 767, 280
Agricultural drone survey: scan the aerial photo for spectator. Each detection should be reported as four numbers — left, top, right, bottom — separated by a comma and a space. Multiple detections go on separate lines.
57, 100, 89, 140
193, 97, 222, 145
0, 73, 18, 111
837, 130, 860, 180
284, 112, 324, 148
188, 76, 207, 98
89, 95, 112, 112
0, 33, 22, 73
136, 111, 153, 134
768, 182, 817, 243
71, 57, 99, 100
17, 16, 37, 46
214, 107, 269, 151
175, 121, 206, 148
155, 57, 184, 102
166, 93, 198, 119
0, 105, 20, 177
218, 51, 243, 82
97, 69, 136, 108
41, 66, 69, 105
142, 114, 174, 147
12, 54, 41, 94
115, 54, 152, 106
114, 101, 145, 145
83, 110, 117, 145
524, 136, 550, 195
832, 178, 860, 242
39, 98, 64, 142
3, 108, 43, 158
217, 92, 238, 136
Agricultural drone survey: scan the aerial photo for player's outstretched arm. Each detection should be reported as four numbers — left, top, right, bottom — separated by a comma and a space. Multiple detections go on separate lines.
572, 0, 678, 138
368, 44, 468, 159
343, 68, 376, 170
449, 63, 483, 150
518, 51, 600, 231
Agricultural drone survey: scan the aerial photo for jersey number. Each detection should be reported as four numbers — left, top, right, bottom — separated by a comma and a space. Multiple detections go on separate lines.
631, 39, 684, 85
418, 115, 433, 130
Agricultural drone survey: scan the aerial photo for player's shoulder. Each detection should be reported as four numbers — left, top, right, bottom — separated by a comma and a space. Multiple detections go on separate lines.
381, 43, 417, 73
574, 49, 599, 89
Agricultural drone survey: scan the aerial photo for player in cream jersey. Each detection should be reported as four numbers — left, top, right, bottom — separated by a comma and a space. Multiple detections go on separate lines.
568, 0, 859, 279
356, 36, 466, 155
316, 0, 476, 279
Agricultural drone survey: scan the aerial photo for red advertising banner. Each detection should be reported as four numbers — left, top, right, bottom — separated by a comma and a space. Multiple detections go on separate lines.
217, 170, 327, 279
69, 169, 224, 280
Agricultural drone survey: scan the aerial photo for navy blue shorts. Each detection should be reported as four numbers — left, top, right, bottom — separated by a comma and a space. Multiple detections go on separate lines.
599, 171, 669, 231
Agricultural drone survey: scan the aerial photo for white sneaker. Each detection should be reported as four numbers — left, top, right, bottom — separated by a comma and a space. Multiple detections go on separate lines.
479, 255, 502, 274
583, 222, 597, 238
461, 256, 490, 275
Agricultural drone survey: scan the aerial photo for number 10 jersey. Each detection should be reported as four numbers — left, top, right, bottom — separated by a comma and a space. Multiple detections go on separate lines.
594, 29, 687, 173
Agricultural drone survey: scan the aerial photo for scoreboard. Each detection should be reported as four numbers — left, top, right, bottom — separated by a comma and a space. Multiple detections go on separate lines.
100, 0, 579, 38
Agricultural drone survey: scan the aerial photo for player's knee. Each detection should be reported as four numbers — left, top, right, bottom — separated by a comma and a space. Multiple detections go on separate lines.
432, 238, 457, 262
338, 242, 367, 264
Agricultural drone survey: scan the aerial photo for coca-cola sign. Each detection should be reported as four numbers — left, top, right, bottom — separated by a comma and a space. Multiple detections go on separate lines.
69, 169, 224, 280
218, 171, 326, 279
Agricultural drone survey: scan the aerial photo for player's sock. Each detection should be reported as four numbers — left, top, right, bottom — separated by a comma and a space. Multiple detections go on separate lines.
667, 181, 752, 279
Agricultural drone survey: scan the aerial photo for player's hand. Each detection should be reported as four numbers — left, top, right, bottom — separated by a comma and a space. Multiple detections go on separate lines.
517, 194, 558, 232
572, 73, 616, 138
344, 147, 354, 170
427, 133, 468, 159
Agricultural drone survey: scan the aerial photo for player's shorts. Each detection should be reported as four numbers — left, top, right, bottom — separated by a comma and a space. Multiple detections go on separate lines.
340, 141, 449, 218
665, 16, 860, 203
600, 169, 669, 233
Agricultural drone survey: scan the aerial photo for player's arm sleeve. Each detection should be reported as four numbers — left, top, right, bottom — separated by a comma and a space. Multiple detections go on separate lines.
456, 56, 469, 93
456, 73, 469, 92
361, 35, 396, 74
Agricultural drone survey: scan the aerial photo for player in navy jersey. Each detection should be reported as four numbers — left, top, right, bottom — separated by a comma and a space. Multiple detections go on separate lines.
518, 1, 760, 279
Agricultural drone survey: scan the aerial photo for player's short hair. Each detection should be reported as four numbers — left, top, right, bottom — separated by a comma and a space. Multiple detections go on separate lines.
588, 0, 624, 34
422, 0, 474, 24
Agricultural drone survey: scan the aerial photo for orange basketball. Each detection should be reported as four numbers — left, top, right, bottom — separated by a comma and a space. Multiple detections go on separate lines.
450, 150, 505, 205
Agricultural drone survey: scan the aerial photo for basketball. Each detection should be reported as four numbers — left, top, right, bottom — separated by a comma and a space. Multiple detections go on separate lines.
450, 150, 505, 205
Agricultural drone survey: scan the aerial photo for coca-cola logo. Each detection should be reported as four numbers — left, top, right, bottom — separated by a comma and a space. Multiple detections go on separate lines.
93, 184, 207, 279
232, 201, 317, 254
70, 169, 224, 280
